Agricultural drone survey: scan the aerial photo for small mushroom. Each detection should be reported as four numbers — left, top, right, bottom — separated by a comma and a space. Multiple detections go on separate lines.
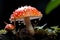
4, 22, 15, 31
9, 6, 43, 35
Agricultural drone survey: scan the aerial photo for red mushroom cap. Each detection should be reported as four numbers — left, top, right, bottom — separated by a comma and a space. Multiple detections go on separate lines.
9, 6, 43, 21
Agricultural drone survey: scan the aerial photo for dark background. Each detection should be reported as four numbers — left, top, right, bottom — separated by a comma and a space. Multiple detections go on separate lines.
0, 0, 60, 29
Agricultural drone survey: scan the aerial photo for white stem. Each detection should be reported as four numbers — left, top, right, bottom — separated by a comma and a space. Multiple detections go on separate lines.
24, 17, 35, 35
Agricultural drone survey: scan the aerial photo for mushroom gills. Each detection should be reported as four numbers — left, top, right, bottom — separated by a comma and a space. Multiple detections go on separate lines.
10, 16, 42, 21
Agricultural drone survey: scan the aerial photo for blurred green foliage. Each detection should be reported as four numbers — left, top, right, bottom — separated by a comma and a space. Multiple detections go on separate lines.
0, 29, 7, 34
34, 25, 60, 36
45, 0, 60, 14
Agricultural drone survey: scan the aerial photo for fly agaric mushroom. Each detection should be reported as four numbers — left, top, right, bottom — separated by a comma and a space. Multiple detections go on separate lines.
4, 22, 15, 31
9, 6, 43, 35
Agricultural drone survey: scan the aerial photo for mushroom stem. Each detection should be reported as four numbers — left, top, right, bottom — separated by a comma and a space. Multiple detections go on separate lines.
24, 17, 35, 35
